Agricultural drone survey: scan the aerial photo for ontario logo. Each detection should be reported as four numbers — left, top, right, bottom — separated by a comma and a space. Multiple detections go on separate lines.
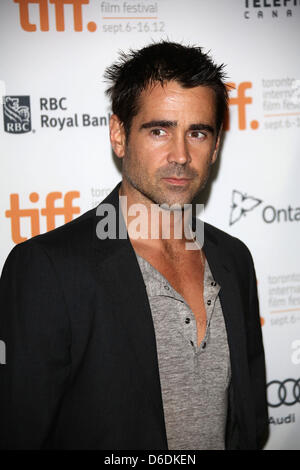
3, 95, 32, 134
229, 190, 262, 226
230, 190, 300, 225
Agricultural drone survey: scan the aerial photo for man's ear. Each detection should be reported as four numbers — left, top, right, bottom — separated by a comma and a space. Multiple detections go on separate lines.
211, 125, 223, 165
109, 114, 126, 158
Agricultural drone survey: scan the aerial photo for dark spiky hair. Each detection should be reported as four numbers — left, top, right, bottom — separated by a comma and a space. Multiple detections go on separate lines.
104, 41, 228, 137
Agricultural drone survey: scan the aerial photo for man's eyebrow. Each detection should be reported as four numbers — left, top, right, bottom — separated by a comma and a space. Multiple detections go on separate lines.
139, 120, 215, 134
188, 123, 215, 135
139, 120, 177, 130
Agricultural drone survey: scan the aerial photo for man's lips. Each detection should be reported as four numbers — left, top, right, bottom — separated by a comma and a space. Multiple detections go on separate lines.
163, 177, 192, 186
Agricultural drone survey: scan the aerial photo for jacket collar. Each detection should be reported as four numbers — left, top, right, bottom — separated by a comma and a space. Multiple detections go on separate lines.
93, 181, 224, 263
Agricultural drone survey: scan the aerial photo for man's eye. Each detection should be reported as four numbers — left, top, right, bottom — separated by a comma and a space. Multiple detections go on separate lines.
151, 128, 166, 137
189, 130, 206, 139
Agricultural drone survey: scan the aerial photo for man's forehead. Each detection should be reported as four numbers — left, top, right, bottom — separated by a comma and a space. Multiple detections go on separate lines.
135, 80, 217, 123
140, 80, 215, 100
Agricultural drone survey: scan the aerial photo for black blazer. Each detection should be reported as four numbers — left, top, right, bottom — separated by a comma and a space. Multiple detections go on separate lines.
0, 183, 268, 450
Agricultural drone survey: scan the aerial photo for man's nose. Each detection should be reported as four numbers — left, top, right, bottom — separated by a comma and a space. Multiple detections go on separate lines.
167, 135, 191, 165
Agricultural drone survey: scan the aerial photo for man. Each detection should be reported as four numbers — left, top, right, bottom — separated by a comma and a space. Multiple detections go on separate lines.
0, 41, 268, 450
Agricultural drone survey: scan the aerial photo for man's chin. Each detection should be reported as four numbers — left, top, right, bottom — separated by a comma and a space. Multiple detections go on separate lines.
124, 180, 197, 209
158, 202, 187, 212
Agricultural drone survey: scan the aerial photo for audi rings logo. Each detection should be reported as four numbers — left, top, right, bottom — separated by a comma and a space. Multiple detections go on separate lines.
267, 379, 300, 407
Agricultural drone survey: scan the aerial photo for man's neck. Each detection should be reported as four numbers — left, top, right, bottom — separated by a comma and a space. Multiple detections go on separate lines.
118, 182, 199, 255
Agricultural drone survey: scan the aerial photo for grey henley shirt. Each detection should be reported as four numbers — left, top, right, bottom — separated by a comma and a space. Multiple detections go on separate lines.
135, 253, 231, 450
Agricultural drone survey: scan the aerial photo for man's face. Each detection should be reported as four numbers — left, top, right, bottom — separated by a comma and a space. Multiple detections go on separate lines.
111, 80, 221, 208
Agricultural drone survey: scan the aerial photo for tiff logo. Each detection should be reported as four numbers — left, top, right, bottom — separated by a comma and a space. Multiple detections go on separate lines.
13, 0, 97, 32
225, 81, 259, 131
5, 191, 80, 244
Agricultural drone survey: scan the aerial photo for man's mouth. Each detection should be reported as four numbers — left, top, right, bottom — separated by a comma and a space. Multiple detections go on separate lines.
163, 177, 192, 186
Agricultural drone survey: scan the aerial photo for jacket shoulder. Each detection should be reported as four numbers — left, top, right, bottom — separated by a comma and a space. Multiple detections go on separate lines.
13, 182, 122, 256
204, 221, 246, 246
35, 206, 94, 242
4, 207, 97, 268
204, 221, 254, 265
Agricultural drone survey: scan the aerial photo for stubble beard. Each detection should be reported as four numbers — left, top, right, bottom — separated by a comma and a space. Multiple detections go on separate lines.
122, 146, 213, 210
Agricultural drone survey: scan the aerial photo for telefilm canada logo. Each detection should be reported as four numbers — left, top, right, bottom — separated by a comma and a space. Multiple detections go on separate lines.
229, 190, 300, 226
243, 0, 300, 19
3, 95, 32, 134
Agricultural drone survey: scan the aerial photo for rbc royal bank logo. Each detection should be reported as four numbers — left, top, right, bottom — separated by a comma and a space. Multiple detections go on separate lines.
3, 95, 32, 134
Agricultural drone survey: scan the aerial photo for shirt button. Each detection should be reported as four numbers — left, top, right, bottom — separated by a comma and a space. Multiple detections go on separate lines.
190, 340, 194, 346
207, 299, 211, 305
211, 281, 217, 286
185, 318, 191, 324
164, 285, 170, 291
202, 342, 206, 349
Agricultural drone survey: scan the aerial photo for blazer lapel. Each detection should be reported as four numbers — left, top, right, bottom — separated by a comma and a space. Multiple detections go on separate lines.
202, 223, 256, 447
202, 226, 248, 361
92, 184, 167, 446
